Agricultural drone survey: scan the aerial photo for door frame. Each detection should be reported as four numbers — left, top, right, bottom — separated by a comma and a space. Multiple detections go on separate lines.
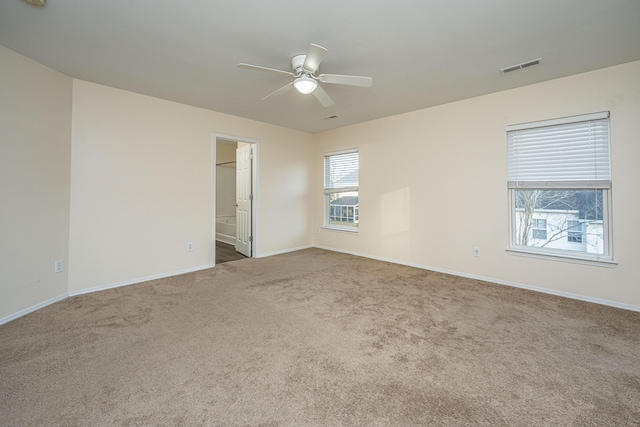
212, 133, 259, 266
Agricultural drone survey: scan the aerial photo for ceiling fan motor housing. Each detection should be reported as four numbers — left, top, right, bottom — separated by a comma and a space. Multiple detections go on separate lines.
291, 54, 309, 76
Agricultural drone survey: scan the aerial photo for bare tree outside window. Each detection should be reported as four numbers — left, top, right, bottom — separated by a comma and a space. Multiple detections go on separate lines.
514, 189, 604, 254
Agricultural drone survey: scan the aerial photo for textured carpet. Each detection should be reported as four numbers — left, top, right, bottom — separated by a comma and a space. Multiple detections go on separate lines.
1, 248, 639, 426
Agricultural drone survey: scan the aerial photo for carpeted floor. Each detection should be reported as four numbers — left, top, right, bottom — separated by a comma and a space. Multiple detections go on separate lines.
1, 248, 639, 426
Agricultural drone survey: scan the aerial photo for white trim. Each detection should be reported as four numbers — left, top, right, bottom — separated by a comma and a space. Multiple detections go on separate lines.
0, 293, 69, 325
211, 136, 217, 266
1, 264, 214, 324
3, 247, 636, 325
313, 245, 639, 313
506, 248, 617, 267
68, 264, 213, 297
506, 111, 609, 131
321, 225, 359, 233
213, 133, 260, 145
215, 234, 236, 245
256, 244, 313, 258
251, 143, 260, 257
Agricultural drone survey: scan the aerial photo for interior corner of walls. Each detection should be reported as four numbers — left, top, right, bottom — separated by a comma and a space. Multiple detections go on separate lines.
0, 43, 73, 326
0, 293, 69, 326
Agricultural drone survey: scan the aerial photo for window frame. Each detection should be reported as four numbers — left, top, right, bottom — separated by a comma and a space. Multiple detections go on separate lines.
323, 148, 359, 233
506, 112, 616, 266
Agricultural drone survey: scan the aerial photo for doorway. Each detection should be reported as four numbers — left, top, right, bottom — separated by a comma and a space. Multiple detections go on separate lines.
213, 134, 258, 265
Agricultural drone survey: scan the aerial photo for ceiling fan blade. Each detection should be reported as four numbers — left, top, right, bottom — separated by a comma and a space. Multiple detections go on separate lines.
318, 74, 373, 87
261, 82, 293, 101
302, 44, 328, 73
237, 63, 294, 77
312, 84, 334, 107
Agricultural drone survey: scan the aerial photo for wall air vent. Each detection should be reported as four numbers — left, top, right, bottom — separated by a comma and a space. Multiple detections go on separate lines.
500, 58, 542, 74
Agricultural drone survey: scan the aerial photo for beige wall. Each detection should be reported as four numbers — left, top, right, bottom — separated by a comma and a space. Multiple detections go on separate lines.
313, 61, 640, 309
0, 46, 72, 319
69, 80, 313, 292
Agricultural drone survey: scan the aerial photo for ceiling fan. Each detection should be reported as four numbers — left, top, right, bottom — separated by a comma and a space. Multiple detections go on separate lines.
237, 43, 373, 107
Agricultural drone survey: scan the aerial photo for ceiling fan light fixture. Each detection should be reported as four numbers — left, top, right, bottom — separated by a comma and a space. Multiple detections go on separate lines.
293, 75, 317, 94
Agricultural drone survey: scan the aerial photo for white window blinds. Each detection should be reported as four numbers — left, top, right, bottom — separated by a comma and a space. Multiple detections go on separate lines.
507, 112, 610, 189
324, 149, 359, 194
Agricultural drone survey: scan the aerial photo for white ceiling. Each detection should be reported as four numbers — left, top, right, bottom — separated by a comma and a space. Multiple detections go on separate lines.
1, 1, 639, 133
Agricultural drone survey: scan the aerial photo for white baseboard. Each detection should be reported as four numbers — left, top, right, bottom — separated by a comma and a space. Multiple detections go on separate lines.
0, 293, 69, 326
4, 247, 636, 325
215, 234, 236, 246
313, 245, 640, 313
68, 264, 214, 297
0, 264, 215, 325
256, 244, 314, 258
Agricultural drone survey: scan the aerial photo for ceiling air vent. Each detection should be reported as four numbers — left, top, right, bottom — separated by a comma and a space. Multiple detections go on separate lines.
21, 0, 47, 6
500, 58, 541, 74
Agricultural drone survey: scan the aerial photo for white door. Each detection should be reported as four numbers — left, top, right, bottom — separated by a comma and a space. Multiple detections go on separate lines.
235, 144, 252, 257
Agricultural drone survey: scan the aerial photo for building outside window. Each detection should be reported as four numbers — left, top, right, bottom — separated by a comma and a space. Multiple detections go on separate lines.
532, 218, 547, 240
324, 149, 359, 231
507, 112, 613, 263
567, 219, 585, 243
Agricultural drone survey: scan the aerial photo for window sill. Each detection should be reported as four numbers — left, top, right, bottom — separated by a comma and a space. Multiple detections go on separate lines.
506, 248, 617, 268
321, 225, 359, 234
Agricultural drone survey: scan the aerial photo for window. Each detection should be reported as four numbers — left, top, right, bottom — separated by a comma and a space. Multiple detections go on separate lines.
567, 220, 584, 243
532, 219, 547, 240
324, 149, 359, 231
507, 112, 613, 263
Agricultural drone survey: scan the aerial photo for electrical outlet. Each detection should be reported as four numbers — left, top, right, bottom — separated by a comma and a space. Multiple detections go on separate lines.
316, 227, 320, 234
55, 259, 63, 273
186, 242, 194, 252
473, 247, 481, 257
